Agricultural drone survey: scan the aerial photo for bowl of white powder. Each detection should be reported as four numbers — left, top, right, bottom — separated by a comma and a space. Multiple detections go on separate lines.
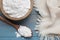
1, 0, 33, 20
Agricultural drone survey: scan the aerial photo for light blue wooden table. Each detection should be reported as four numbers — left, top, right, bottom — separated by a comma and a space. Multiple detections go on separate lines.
0, 9, 60, 40
0, 9, 40, 40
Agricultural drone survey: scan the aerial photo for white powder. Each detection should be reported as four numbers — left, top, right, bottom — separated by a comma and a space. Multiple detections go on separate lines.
15, 32, 21, 38
3, 0, 31, 18
17, 25, 32, 37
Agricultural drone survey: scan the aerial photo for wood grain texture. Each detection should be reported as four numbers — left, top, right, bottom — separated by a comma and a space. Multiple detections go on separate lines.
0, 9, 39, 40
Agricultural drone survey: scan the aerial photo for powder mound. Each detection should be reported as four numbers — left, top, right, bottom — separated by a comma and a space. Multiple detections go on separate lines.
3, 0, 31, 18
18, 25, 32, 37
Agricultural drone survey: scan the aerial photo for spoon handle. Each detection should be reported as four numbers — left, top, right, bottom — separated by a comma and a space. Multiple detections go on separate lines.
0, 16, 19, 30
0, 0, 2, 11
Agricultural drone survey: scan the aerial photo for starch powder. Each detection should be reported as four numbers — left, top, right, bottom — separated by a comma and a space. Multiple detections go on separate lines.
18, 25, 32, 37
3, 0, 31, 18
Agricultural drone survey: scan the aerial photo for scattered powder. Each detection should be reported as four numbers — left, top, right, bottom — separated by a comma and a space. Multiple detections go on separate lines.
3, 0, 31, 18
15, 25, 32, 37
15, 32, 21, 38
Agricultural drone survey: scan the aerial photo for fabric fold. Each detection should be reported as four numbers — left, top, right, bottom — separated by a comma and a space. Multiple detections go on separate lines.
34, 0, 60, 36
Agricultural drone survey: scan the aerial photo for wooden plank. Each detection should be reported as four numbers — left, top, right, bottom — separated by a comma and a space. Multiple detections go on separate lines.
0, 10, 39, 40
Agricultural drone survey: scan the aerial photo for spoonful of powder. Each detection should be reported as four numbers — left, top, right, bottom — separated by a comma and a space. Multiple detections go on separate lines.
0, 16, 32, 37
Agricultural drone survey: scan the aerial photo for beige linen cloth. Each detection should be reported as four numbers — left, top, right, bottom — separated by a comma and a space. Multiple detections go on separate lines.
34, 0, 60, 36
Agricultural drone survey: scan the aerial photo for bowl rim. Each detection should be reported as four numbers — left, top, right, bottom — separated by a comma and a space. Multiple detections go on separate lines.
1, 0, 33, 21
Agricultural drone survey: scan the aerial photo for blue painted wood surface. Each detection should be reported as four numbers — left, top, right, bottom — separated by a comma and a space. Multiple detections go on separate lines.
0, 9, 40, 40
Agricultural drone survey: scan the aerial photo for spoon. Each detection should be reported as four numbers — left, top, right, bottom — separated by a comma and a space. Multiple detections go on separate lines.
0, 16, 32, 37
